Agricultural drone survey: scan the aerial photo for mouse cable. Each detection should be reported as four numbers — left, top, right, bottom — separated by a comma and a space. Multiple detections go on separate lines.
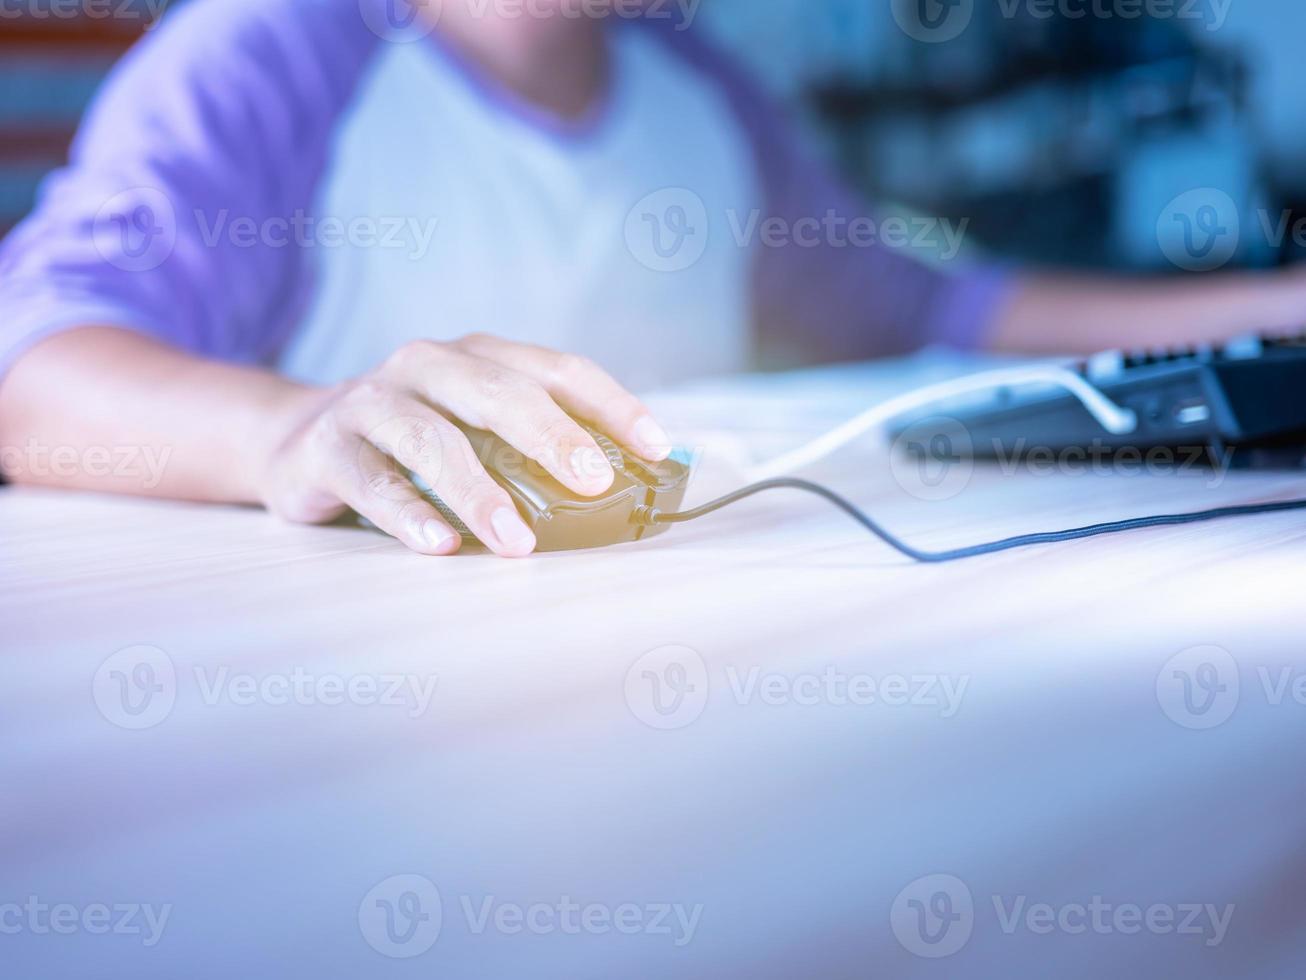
634, 479, 1306, 563
744, 363, 1137, 482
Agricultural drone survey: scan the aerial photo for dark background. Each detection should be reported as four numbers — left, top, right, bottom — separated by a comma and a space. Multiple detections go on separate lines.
4, 0, 1304, 272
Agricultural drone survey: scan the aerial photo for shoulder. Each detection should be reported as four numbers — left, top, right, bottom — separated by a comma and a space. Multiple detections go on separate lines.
73, 0, 383, 159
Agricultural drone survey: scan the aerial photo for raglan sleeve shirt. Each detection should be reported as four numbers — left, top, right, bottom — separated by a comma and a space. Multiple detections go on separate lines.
0, 0, 1015, 382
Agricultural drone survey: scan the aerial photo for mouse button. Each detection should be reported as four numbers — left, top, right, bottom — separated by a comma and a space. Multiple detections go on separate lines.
635, 455, 691, 491
542, 483, 641, 517
488, 464, 566, 517
533, 486, 645, 552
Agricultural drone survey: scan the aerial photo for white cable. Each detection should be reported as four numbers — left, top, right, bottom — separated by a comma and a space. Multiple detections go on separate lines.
744, 363, 1138, 482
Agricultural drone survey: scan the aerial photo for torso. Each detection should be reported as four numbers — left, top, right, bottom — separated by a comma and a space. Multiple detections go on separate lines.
279, 23, 760, 392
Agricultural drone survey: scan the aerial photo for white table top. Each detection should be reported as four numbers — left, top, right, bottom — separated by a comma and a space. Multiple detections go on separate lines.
4, 353, 1305, 978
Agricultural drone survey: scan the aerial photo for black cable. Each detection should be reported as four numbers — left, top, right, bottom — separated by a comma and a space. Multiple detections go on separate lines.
640, 478, 1306, 563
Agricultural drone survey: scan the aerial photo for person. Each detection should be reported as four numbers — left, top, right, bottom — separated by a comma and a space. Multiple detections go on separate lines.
1, 0, 1302, 557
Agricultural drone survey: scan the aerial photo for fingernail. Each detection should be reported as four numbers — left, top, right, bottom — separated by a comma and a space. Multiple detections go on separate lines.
634, 415, 672, 459
422, 519, 458, 553
490, 506, 536, 554
569, 445, 614, 490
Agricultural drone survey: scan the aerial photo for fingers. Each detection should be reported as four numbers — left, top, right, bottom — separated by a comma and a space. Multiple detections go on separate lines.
333, 390, 537, 558
328, 441, 463, 556
454, 334, 673, 461
387, 342, 616, 497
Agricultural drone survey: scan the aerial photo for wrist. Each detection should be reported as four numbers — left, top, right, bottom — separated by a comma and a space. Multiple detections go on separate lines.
232, 377, 331, 504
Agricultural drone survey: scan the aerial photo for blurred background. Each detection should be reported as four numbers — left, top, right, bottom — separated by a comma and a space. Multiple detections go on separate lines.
4, 0, 1306, 272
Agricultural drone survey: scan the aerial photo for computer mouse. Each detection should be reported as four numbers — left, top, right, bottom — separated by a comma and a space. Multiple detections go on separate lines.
416, 422, 691, 553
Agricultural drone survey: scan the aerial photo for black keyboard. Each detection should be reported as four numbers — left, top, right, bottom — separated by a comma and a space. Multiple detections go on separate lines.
891, 332, 1306, 470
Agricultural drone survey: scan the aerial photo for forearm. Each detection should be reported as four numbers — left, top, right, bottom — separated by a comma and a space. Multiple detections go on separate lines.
989, 269, 1306, 355
0, 326, 321, 502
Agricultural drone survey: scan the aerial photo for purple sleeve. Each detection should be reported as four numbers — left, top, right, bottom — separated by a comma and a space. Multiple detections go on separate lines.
659, 28, 1016, 366
0, 0, 378, 378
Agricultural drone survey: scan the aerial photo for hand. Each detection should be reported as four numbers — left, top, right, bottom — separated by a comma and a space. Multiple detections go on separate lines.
254, 335, 672, 557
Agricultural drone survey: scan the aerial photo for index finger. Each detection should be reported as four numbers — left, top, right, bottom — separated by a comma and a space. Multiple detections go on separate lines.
453, 334, 672, 461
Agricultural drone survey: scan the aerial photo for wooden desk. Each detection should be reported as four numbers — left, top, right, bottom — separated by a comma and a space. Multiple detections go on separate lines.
4, 355, 1305, 978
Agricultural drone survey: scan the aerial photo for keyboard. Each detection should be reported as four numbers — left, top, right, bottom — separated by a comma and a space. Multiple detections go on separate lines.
891, 333, 1306, 470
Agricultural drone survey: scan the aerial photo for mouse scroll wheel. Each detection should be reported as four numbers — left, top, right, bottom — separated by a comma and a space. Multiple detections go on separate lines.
590, 432, 626, 471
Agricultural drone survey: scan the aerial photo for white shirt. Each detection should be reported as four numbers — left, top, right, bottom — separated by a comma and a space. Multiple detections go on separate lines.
279, 25, 760, 392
